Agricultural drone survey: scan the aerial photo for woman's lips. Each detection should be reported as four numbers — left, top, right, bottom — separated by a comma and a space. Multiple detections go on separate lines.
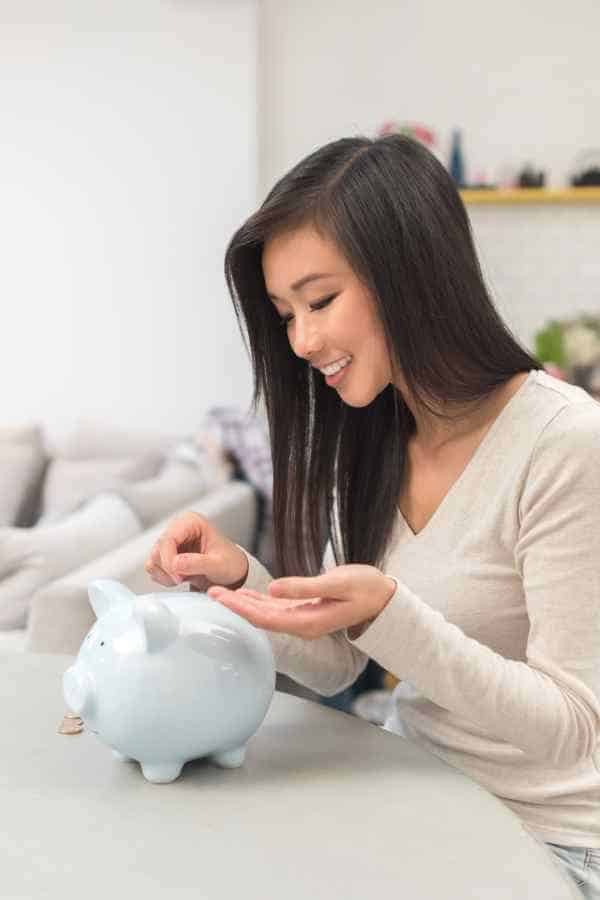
325, 359, 352, 387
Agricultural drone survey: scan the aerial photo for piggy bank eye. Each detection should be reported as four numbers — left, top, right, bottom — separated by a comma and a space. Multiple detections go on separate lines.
100, 641, 105, 647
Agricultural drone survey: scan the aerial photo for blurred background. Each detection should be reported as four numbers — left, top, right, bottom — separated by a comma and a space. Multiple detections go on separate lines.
1, 1, 599, 683
1, 0, 598, 436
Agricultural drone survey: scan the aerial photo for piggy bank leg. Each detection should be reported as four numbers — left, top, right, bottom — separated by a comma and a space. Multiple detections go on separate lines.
140, 761, 184, 784
211, 745, 246, 768
112, 749, 134, 763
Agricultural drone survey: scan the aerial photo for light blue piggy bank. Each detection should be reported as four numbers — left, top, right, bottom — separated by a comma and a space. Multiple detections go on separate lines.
63, 579, 275, 784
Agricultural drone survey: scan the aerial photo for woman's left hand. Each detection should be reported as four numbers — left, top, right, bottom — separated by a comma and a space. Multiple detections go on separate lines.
207, 564, 397, 640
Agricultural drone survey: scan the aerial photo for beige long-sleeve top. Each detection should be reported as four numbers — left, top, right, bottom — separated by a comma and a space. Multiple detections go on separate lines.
242, 370, 600, 846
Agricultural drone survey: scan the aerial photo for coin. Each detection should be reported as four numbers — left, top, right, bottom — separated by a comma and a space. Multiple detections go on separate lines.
64, 711, 82, 720
58, 721, 83, 735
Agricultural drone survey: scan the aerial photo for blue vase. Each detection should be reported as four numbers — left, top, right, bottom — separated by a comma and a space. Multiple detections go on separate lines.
449, 129, 465, 187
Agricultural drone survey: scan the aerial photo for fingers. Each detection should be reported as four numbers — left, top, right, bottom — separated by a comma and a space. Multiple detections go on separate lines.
172, 552, 207, 577
144, 547, 178, 587
149, 512, 206, 581
145, 540, 187, 587
235, 587, 322, 608
158, 535, 181, 580
208, 587, 350, 639
269, 573, 348, 600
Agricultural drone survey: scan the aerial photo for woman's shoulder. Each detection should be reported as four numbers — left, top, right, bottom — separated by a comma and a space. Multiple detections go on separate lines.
525, 370, 600, 462
516, 374, 600, 528
529, 368, 598, 408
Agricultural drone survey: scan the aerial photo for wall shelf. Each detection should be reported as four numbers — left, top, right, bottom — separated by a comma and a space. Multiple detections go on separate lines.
460, 187, 600, 206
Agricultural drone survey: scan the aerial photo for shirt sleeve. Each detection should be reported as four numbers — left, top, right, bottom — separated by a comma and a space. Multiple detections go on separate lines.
350, 402, 600, 767
239, 542, 369, 697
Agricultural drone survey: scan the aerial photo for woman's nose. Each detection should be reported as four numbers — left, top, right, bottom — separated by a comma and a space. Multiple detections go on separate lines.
290, 316, 324, 360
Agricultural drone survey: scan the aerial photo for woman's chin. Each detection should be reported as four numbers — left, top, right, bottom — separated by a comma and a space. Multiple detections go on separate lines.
342, 378, 391, 407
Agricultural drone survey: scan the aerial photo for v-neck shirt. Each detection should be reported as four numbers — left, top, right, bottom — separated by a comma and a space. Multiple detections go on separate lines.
242, 370, 600, 846
397, 373, 529, 539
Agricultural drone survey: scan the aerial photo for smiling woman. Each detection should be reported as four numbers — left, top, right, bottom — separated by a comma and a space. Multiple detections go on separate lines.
223, 135, 540, 578
261, 225, 391, 403
146, 134, 600, 897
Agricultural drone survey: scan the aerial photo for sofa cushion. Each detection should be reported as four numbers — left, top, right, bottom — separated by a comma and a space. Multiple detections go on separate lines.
0, 426, 47, 527
40, 454, 162, 522
0, 492, 141, 629
119, 457, 230, 529
43, 420, 178, 460
0, 424, 42, 444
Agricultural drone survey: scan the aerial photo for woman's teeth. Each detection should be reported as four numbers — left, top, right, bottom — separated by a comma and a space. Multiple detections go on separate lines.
321, 356, 352, 376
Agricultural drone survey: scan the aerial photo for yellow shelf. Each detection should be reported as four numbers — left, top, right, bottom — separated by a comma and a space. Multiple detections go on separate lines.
460, 187, 600, 206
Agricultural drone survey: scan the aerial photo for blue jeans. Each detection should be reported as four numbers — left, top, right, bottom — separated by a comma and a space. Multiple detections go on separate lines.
547, 843, 600, 899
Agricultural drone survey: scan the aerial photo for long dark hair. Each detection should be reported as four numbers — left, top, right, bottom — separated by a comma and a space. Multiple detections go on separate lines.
224, 135, 540, 577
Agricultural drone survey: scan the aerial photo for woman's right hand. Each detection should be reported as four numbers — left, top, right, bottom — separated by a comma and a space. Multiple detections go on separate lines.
144, 511, 249, 593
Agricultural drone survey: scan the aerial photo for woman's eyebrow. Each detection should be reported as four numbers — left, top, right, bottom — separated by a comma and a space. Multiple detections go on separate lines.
267, 272, 335, 301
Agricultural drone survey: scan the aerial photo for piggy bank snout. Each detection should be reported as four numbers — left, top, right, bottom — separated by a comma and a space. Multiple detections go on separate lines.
63, 666, 95, 717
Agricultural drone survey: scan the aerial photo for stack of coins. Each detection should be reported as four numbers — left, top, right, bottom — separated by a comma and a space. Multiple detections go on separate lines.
58, 711, 84, 735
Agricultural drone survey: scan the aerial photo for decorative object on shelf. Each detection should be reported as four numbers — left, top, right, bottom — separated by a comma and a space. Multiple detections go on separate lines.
449, 128, 466, 188
517, 163, 545, 188
570, 149, 600, 187
468, 170, 497, 190
377, 120, 437, 151
534, 315, 600, 397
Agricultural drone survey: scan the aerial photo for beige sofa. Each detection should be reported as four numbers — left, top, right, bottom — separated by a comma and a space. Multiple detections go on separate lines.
22, 479, 257, 655
0, 480, 257, 655
0, 421, 259, 656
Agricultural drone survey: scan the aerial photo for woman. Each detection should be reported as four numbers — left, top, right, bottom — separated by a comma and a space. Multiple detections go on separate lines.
145, 135, 600, 896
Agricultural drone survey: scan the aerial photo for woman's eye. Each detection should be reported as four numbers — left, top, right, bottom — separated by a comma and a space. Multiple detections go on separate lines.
312, 293, 337, 311
279, 294, 337, 328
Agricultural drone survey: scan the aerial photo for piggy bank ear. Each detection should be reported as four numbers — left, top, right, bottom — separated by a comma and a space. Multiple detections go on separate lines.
89, 580, 136, 620
133, 598, 179, 653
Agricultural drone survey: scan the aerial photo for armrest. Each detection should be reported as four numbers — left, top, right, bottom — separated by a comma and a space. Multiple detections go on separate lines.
25, 480, 257, 655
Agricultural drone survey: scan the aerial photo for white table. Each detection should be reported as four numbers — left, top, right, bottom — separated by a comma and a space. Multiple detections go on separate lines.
0, 653, 579, 900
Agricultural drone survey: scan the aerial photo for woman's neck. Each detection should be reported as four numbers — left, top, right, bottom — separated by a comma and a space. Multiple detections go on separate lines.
398, 372, 529, 458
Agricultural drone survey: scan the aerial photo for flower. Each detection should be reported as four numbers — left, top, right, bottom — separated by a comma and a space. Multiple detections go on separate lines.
377, 121, 436, 148
563, 324, 600, 367
535, 315, 600, 396
535, 315, 600, 371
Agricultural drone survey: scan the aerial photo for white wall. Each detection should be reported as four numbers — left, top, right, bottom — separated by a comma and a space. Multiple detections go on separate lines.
260, 0, 600, 192
0, 0, 258, 437
259, 0, 600, 350
470, 204, 600, 350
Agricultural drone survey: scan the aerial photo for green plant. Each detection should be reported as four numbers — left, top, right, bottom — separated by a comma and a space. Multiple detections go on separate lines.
535, 321, 566, 367
534, 315, 600, 371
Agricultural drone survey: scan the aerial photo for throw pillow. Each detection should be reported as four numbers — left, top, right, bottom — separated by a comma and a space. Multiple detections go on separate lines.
44, 420, 178, 460
40, 454, 162, 522
120, 457, 231, 529
0, 427, 47, 527
0, 492, 141, 629
0, 424, 42, 444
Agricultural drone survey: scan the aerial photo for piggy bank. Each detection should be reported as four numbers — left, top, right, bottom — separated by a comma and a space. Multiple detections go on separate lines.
63, 579, 275, 784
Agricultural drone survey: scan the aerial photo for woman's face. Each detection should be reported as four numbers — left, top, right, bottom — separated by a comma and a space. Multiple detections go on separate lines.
262, 224, 394, 407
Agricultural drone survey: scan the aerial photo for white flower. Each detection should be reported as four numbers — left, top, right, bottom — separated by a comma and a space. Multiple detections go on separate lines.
563, 324, 600, 366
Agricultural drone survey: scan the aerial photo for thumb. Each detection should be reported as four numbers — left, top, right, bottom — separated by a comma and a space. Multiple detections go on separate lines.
172, 552, 211, 577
